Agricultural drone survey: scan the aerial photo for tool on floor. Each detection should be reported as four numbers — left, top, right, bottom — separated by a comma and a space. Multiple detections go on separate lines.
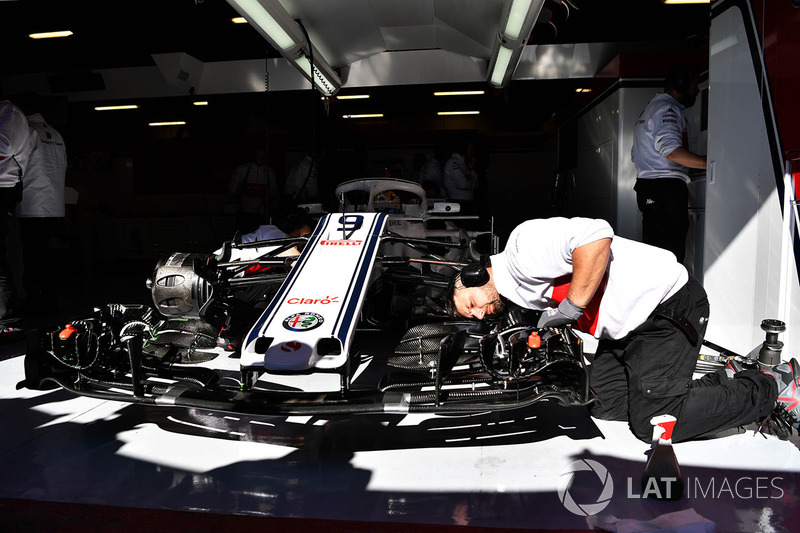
641, 414, 684, 500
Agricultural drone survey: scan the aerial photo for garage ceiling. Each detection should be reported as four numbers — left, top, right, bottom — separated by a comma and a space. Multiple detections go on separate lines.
1, 0, 710, 83
0, 0, 712, 147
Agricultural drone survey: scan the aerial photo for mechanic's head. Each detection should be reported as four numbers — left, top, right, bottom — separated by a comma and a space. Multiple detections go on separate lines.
287, 223, 313, 238
276, 210, 318, 237
446, 267, 506, 320
665, 64, 700, 108
246, 138, 268, 165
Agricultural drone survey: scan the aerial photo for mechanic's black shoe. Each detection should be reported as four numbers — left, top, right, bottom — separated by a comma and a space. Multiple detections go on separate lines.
762, 358, 800, 434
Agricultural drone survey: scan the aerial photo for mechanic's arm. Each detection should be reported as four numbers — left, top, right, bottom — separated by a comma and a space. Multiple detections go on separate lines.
666, 146, 706, 169
536, 235, 611, 329
566, 237, 611, 308
274, 247, 302, 269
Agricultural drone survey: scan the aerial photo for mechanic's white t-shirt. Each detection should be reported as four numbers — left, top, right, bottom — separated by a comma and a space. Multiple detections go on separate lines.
0, 101, 32, 190
630, 92, 691, 183
241, 224, 286, 243
442, 153, 477, 201
18, 114, 67, 217
490, 217, 688, 340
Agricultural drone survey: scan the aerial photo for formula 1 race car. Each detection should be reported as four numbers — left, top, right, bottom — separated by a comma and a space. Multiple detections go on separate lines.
19, 180, 591, 417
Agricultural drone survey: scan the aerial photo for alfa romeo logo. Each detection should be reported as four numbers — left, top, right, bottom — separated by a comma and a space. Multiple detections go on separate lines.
282, 312, 324, 332
557, 459, 614, 516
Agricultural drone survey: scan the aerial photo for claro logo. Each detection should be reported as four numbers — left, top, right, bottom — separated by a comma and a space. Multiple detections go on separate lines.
287, 296, 339, 305
320, 240, 363, 246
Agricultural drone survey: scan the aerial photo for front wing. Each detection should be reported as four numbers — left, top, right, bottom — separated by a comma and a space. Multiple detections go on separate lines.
19, 213, 590, 416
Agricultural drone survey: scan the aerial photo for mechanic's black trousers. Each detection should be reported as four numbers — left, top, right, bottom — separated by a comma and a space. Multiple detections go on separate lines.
634, 177, 690, 264
588, 276, 778, 442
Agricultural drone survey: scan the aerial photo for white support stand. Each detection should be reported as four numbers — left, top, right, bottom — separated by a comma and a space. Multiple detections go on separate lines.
778, 158, 798, 355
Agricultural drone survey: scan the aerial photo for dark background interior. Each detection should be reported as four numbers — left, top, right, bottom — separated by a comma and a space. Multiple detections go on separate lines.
0, 0, 711, 322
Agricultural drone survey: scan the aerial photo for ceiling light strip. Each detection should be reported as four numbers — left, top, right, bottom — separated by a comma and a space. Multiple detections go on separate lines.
293, 55, 338, 96
490, 46, 514, 86
434, 91, 485, 96
488, 0, 546, 88
226, 0, 341, 96
342, 114, 383, 119
94, 105, 139, 111
227, 0, 296, 50
148, 121, 187, 127
504, 0, 534, 39
437, 111, 480, 116
28, 31, 73, 39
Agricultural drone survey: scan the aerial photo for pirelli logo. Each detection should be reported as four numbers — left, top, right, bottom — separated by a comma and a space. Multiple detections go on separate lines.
320, 240, 363, 246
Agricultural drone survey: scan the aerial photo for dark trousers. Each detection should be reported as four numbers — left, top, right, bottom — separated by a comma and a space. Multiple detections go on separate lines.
19, 217, 62, 311
589, 277, 778, 442
634, 178, 690, 263
0, 209, 14, 321
0, 184, 21, 322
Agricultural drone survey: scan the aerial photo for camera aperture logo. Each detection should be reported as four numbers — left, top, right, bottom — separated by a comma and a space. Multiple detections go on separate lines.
557, 459, 614, 516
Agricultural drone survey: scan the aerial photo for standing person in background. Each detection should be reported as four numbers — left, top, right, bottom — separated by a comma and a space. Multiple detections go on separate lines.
419, 143, 447, 199
631, 64, 706, 264
409, 152, 427, 185
442, 136, 478, 212
0, 99, 32, 341
285, 149, 321, 206
229, 143, 280, 235
17, 109, 67, 321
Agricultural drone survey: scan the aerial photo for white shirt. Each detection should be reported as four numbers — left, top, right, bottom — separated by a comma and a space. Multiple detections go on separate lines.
442, 153, 477, 201
18, 114, 67, 217
285, 155, 320, 203
631, 93, 691, 184
418, 158, 443, 186
213, 225, 295, 265
241, 224, 286, 243
490, 217, 688, 340
229, 161, 279, 216
0, 101, 32, 189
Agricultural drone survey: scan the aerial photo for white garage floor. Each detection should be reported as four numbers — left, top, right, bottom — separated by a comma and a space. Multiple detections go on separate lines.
2, 342, 799, 532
